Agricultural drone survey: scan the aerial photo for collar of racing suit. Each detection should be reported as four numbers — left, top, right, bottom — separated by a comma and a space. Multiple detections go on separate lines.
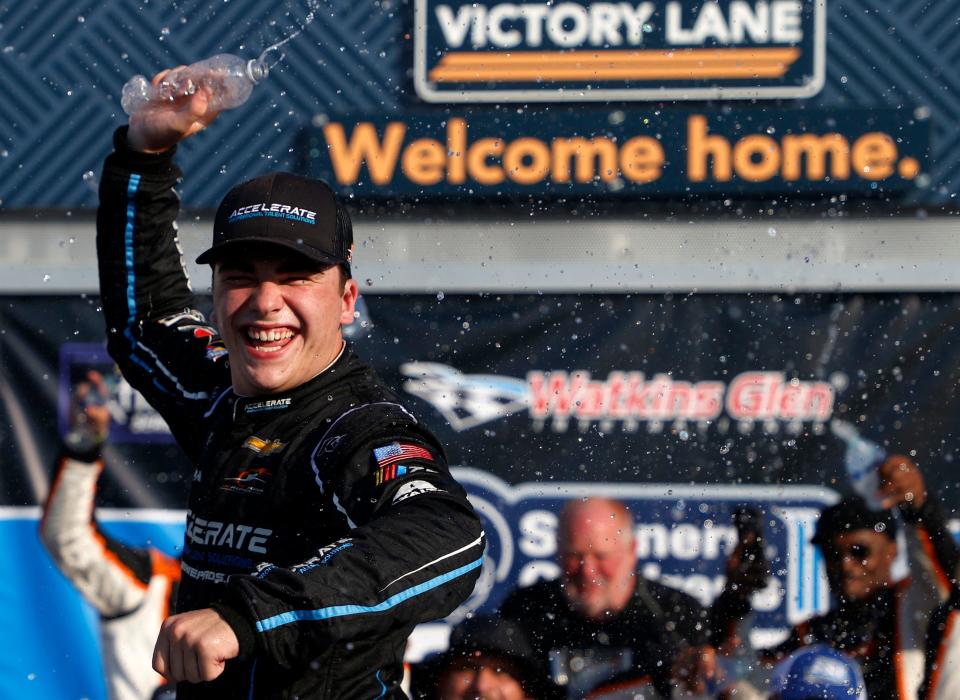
230, 342, 360, 421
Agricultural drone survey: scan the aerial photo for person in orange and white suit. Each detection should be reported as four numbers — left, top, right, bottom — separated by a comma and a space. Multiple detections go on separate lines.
921, 589, 960, 699
40, 372, 180, 700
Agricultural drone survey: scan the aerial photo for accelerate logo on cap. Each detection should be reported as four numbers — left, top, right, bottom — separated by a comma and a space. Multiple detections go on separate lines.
229, 202, 318, 225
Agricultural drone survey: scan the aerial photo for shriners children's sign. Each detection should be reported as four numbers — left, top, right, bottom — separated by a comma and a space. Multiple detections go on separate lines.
414, 0, 826, 102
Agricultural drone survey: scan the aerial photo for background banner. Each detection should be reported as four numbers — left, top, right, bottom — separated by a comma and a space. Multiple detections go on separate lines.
1, 0, 958, 208
3, 291, 960, 697
300, 108, 929, 198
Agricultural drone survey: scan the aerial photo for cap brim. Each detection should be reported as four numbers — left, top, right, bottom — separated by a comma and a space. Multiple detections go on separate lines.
196, 237, 347, 267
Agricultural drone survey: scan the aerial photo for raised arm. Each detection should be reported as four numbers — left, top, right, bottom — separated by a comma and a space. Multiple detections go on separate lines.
879, 455, 959, 597
39, 402, 178, 617
96, 73, 230, 457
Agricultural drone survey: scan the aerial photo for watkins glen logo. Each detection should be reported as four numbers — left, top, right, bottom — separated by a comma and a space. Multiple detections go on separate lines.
414, 0, 826, 102
401, 362, 842, 433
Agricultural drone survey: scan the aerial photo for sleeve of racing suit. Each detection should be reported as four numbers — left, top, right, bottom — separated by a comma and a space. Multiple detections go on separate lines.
897, 495, 960, 692
921, 592, 960, 700
39, 445, 159, 617
901, 497, 960, 593
96, 126, 228, 458
213, 406, 485, 668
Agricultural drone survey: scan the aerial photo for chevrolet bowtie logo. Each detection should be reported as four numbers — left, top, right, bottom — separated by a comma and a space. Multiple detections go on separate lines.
243, 436, 287, 455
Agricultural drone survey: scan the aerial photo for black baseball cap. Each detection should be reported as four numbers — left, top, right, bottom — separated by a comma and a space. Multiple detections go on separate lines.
811, 495, 898, 549
196, 171, 353, 268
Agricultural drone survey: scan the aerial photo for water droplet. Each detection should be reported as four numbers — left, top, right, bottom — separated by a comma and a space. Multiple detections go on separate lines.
2, 46, 13, 54
365, 278, 373, 286
77, 15, 85, 22
160, 26, 170, 36
436, 291, 445, 301
42, 274, 51, 282
767, 227, 777, 237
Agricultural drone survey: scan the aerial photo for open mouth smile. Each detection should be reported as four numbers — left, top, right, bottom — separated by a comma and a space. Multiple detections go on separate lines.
244, 326, 297, 354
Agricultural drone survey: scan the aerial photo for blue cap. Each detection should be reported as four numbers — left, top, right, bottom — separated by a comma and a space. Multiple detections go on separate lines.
770, 645, 867, 700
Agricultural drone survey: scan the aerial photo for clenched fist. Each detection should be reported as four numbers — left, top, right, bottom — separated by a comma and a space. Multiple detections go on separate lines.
153, 608, 239, 684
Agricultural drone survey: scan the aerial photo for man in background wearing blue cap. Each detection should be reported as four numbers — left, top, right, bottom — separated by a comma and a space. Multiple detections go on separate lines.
762, 455, 959, 699
95, 69, 484, 698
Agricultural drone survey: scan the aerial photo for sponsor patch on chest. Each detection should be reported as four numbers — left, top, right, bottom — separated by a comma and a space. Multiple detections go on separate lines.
221, 466, 272, 495
244, 397, 292, 413
243, 435, 286, 455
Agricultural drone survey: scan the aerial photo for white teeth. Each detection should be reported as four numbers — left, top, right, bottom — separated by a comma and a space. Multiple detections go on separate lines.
247, 328, 294, 342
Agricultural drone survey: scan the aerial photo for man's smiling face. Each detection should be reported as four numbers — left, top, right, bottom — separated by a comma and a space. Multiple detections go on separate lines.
213, 246, 358, 396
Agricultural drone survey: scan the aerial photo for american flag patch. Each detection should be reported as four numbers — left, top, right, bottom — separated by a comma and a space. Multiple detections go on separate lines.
373, 443, 433, 469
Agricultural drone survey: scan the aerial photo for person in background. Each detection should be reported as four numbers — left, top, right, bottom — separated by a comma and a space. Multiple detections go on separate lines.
762, 454, 959, 699
410, 616, 560, 700
920, 589, 960, 699
499, 497, 766, 698
40, 371, 180, 700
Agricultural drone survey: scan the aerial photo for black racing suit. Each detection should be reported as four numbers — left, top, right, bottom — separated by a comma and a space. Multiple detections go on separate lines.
96, 128, 485, 699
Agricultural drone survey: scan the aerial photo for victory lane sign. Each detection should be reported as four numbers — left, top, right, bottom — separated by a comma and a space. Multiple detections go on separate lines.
414, 0, 826, 101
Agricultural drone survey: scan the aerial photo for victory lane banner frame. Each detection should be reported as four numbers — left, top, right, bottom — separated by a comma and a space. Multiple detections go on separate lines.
414, 0, 826, 102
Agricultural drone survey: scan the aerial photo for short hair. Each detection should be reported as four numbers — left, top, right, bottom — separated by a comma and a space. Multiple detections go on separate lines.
211, 245, 350, 293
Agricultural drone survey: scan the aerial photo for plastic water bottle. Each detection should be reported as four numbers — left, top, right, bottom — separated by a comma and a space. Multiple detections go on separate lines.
121, 54, 269, 116
830, 420, 885, 510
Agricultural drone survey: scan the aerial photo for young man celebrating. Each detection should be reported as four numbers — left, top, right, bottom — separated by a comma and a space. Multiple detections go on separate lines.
96, 75, 484, 697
